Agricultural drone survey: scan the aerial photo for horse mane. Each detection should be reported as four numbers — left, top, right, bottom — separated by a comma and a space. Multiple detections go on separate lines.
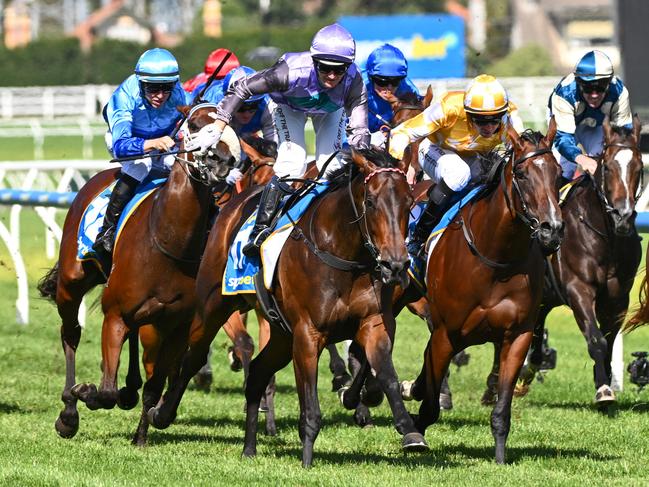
241, 134, 278, 158
326, 148, 401, 189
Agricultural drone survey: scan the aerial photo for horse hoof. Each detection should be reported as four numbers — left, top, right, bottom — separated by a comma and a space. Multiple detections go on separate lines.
147, 407, 171, 430
514, 382, 530, 397
55, 415, 79, 438
361, 386, 384, 408
228, 347, 243, 372
439, 393, 453, 410
242, 447, 257, 458
353, 407, 373, 428
595, 385, 616, 404
331, 373, 352, 392
402, 431, 428, 452
192, 372, 213, 392
401, 380, 415, 401
71, 383, 97, 402
481, 389, 498, 406
117, 388, 140, 410
264, 424, 277, 436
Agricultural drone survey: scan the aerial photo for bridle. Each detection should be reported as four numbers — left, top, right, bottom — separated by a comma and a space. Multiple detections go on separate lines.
460, 146, 556, 269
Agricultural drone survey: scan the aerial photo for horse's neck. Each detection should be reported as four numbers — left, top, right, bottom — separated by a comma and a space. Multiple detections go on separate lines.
151, 163, 211, 248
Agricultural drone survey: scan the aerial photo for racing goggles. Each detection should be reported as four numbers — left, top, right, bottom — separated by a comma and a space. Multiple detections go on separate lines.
371, 75, 405, 87
142, 82, 174, 95
314, 60, 350, 75
577, 78, 610, 94
237, 100, 261, 113
470, 113, 505, 127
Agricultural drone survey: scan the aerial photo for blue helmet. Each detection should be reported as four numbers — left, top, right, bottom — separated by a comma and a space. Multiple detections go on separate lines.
574, 50, 614, 82
310, 24, 356, 64
135, 48, 180, 83
223, 66, 264, 102
366, 44, 408, 78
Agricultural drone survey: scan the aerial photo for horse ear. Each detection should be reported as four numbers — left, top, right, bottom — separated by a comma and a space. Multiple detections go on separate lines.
544, 116, 557, 146
177, 105, 191, 116
423, 85, 433, 108
602, 115, 613, 143
507, 124, 524, 153
632, 113, 642, 147
351, 148, 377, 175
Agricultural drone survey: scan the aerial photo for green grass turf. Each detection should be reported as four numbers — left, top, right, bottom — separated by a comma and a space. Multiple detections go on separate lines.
1, 209, 649, 486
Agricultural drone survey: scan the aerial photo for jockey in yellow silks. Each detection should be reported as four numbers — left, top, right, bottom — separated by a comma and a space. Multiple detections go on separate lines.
389, 74, 524, 257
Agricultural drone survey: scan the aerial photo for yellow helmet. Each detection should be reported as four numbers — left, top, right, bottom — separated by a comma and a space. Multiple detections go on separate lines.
463, 74, 509, 115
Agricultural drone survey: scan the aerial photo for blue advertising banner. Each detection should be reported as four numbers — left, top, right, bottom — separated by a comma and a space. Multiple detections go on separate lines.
338, 14, 465, 79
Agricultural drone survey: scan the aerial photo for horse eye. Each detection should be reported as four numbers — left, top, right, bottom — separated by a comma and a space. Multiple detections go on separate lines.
514, 169, 527, 180
365, 198, 376, 209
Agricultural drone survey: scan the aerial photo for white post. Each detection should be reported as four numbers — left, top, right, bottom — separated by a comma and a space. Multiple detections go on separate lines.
0, 219, 29, 324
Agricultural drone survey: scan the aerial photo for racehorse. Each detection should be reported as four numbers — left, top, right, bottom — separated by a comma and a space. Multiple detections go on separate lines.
390, 86, 433, 127
392, 120, 564, 464
147, 148, 427, 466
37, 104, 240, 444
515, 116, 643, 403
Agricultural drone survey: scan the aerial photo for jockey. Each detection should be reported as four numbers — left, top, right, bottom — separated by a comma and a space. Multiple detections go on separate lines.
389, 74, 524, 257
364, 44, 420, 138
549, 49, 632, 181
95, 48, 186, 259
185, 23, 370, 257
183, 48, 240, 95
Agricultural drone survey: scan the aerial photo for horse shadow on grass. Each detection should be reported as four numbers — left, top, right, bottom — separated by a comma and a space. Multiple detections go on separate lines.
0, 401, 23, 414
527, 398, 649, 414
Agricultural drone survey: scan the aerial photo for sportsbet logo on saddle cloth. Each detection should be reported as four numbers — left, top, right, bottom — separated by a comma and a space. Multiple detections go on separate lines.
223, 181, 331, 295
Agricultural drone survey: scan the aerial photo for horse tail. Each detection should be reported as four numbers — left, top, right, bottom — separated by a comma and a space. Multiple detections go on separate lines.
37, 262, 59, 301
625, 267, 649, 332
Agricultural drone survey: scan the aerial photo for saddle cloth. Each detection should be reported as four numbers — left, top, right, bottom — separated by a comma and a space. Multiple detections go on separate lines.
77, 176, 167, 262
222, 181, 331, 295
408, 185, 484, 291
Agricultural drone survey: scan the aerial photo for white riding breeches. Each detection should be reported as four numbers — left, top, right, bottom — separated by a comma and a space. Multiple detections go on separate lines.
418, 138, 475, 192
272, 104, 347, 179
105, 130, 176, 182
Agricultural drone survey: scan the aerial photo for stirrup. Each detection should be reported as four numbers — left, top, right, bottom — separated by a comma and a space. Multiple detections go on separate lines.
242, 227, 272, 257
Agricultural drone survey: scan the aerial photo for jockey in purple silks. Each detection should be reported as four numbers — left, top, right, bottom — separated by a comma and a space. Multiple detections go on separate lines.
183, 23, 370, 257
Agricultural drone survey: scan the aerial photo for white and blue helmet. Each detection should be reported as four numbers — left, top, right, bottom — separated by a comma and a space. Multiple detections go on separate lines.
223, 66, 264, 102
135, 48, 180, 83
310, 24, 356, 64
574, 50, 614, 82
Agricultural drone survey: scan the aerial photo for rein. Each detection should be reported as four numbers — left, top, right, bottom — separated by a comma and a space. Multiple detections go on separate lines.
459, 147, 552, 269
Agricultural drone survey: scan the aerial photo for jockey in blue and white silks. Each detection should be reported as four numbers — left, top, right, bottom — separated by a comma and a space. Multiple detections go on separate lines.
548, 50, 633, 181
183, 23, 370, 257
364, 44, 420, 138
96, 48, 185, 260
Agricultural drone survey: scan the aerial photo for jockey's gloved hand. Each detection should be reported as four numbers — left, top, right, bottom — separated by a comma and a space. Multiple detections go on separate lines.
225, 167, 243, 185
185, 123, 223, 155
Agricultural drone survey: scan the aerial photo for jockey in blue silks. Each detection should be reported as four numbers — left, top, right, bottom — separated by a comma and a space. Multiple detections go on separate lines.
183, 23, 370, 257
548, 49, 633, 182
95, 48, 186, 259
364, 43, 420, 141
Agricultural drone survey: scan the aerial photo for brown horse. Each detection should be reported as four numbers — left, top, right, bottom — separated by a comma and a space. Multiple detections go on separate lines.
147, 148, 427, 466
390, 85, 433, 127
395, 121, 564, 464
515, 116, 643, 403
37, 104, 240, 444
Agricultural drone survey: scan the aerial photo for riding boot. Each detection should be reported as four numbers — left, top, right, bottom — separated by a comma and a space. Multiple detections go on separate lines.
407, 179, 456, 257
242, 175, 284, 257
93, 173, 139, 256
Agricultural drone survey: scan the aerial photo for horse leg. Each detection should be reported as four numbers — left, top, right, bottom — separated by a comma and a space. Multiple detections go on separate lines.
133, 322, 189, 446
515, 306, 551, 397
492, 331, 532, 464
596, 298, 628, 392
439, 370, 453, 410
569, 287, 614, 402
243, 330, 292, 459
71, 312, 129, 410
117, 330, 143, 410
344, 342, 374, 428
481, 343, 501, 405
223, 312, 255, 382
356, 314, 428, 451
327, 343, 352, 392
255, 311, 277, 435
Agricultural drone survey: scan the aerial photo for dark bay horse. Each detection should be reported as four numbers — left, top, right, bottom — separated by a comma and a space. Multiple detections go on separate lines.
147, 148, 427, 466
396, 121, 564, 463
516, 116, 643, 404
37, 105, 240, 444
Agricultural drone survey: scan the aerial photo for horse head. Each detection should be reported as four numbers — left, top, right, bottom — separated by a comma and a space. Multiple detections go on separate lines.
178, 103, 241, 185
506, 117, 564, 254
390, 86, 431, 127
599, 114, 643, 236
239, 135, 277, 189
350, 148, 413, 287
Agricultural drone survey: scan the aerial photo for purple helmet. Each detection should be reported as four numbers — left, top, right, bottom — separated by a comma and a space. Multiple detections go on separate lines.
310, 24, 356, 64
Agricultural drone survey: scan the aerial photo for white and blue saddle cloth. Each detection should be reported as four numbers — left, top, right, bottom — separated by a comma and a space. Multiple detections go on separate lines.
408, 185, 484, 290
223, 181, 331, 295
77, 176, 167, 261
